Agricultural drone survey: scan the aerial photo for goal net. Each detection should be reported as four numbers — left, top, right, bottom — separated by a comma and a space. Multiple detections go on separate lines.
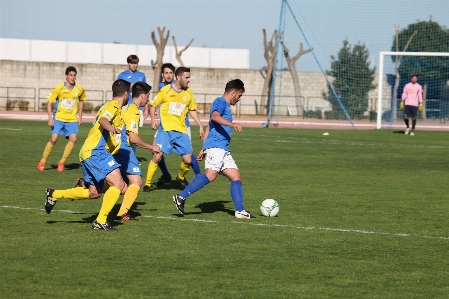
267, 0, 449, 130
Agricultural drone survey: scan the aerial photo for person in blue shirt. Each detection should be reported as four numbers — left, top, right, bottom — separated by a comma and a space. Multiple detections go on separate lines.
172, 79, 255, 219
117, 55, 148, 154
142, 63, 202, 191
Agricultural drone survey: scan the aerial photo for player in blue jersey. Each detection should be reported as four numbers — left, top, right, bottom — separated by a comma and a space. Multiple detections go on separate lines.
172, 79, 255, 219
142, 63, 202, 191
117, 55, 148, 153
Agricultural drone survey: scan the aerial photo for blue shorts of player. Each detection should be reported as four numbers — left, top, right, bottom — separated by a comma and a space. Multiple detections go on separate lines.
80, 149, 121, 190
51, 120, 78, 137
156, 128, 193, 155
113, 143, 142, 184
404, 105, 418, 118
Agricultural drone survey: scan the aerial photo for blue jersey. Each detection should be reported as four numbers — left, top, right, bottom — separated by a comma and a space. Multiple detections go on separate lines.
203, 97, 232, 151
117, 69, 147, 111
158, 80, 190, 128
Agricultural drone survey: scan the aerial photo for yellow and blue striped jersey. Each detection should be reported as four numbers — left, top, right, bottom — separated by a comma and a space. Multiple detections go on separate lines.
149, 84, 197, 133
79, 100, 124, 161
47, 82, 86, 122
120, 103, 141, 146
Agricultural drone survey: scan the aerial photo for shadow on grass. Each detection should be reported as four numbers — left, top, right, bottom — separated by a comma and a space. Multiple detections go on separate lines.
174, 200, 234, 217
393, 130, 406, 134
49, 163, 80, 171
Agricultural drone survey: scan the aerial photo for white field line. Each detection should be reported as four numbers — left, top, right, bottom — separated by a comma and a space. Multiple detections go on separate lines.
2, 205, 448, 240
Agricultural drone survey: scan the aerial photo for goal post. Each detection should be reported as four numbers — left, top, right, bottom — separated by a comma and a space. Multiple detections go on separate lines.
377, 51, 449, 129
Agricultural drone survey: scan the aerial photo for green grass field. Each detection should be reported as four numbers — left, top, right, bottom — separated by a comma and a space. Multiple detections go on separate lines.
1, 119, 449, 298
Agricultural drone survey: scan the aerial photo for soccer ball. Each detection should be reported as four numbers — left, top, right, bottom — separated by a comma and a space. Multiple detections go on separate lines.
260, 199, 279, 217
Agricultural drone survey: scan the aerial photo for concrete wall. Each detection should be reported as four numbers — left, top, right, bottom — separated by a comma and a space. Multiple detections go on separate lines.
0, 60, 392, 116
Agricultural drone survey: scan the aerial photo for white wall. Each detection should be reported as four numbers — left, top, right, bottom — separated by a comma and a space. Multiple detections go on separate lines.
0, 38, 250, 69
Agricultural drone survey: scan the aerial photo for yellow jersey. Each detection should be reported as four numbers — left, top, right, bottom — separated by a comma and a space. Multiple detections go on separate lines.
150, 84, 197, 133
47, 82, 86, 122
120, 102, 141, 146
79, 100, 124, 161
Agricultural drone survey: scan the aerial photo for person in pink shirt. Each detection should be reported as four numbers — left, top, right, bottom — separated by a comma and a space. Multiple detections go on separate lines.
400, 74, 423, 136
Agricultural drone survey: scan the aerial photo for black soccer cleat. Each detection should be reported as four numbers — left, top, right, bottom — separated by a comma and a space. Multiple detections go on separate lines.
156, 174, 172, 187
176, 175, 189, 189
172, 194, 185, 215
92, 220, 116, 230
44, 187, 56, 214
142, 185, 152, 192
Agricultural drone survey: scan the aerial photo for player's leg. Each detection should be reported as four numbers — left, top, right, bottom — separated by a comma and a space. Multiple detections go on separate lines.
143, 129, 170, 191
410, 106, 418, 135
154, 133, 171, 186
187, 127, 201, 176
57, 122, 78, 171
38, 120, 62, 170
403, 107, 410, 135
172, 132, 193, 188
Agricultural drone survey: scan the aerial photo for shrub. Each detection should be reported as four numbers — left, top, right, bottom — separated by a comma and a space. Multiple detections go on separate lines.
83, 102, 94, 113
17, 100, 30, 111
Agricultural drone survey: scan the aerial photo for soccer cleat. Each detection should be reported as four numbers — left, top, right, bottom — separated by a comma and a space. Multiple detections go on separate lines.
235, 210, 256, 219
44, 188, 56, 214
92, 220, 116, 230
75, 177, 86, 188
37, 161, 45, 171
156, 174, 172, 186
405, 128, 410, 135
172, 194, 185, 214
116, 214, 139, 222
176, 175, 189, 189
56, 162, 65, 172
142, 185, 152, 192
410, 131, 415, 136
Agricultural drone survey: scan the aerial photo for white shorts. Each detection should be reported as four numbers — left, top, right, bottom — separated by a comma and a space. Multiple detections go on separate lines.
204, 148, 238, 172
139, 110, 144, 127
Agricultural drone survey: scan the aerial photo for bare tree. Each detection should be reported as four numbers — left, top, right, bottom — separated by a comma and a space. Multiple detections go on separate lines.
392, 26, 417, 121
173, 36, 194, 67
280, 37, 311, 117
151, 27, 170, 93
260, 29, 277, 115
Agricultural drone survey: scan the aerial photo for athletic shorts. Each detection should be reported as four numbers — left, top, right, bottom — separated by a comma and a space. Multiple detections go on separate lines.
187, 126, 191, 141
156, 129, 193, 155
404, 105, 418, 118
80, 149, 121, 190
51, 120, 78, 137
204, 147, 238, 173
114, 144, 142, 178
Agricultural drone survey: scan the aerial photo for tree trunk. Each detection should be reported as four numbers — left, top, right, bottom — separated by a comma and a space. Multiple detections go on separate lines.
151, 27, 170, 93
260, 29, 277, 115
173, 36, 194, 67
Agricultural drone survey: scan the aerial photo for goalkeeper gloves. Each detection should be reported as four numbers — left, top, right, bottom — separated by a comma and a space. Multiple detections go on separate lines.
399, 101, 405, 110
418, 103, 423, 112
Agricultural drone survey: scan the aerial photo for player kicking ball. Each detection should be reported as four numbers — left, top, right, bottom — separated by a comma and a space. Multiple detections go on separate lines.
172, 79, 255, 219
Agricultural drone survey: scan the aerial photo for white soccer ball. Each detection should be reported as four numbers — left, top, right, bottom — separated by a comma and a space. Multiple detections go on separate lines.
260, 199, 279, 217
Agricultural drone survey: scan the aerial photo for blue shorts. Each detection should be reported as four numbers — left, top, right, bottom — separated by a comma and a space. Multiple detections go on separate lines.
80, 149, 121, 190
404, 105, 418, 118
156, 129, 193, 155
51, 120, 78, 137
114, 144, 142, 184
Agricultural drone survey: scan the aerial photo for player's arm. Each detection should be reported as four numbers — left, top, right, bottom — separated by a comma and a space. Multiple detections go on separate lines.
46, 101, 54, 127
211, 111, 242, 131
78, 100, 84, 126
149, 105, 158, 130
98, 117, 121, 135
188, 110, 204, 139
128, 131, 160, 153
197, 124, 210, 161
143, 104, 149, 120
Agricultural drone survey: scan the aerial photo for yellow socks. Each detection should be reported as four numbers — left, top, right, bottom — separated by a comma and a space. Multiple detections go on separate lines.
177, 161, 191, 180
41, 142, 54, 163
145, 161, 158, 186
96, 186, 121, 223
60, 141, 75, 164
117, 184, 140, 216
53, 187, 89, 200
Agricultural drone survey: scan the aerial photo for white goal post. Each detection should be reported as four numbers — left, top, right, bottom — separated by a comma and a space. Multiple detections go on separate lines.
377, 51, 449, 129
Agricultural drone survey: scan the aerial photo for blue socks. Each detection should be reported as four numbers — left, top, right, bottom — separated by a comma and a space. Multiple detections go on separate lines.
158, 156, 170, 177
179, 174, 210, 199
191, 154, 201, 176
230, 180, 244, 212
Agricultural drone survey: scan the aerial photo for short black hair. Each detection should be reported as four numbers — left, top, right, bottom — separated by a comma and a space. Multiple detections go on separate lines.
132, 82, 152, 99
127, 55, 139, 64
411, 74, 418, 79
225, 79, 245, 93
112, 79, 131, 97
161, 63, 175, 73
65, 66, 77, 75
175, 67, 190, 78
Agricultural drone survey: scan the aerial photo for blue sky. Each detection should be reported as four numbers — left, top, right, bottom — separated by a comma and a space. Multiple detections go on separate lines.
0, 0, 447, 72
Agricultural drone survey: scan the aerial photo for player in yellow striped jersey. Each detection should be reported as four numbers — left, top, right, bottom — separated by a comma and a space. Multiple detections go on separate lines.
37, 66, 86, 172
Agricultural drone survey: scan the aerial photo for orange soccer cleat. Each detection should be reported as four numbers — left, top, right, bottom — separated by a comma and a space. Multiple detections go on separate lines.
56, 162, 65, 172
37, 161, 45, 171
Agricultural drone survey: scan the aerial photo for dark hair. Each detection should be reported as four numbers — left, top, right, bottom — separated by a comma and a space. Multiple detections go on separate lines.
161, 63, 175, 73
132, 82, 152, 99
112, 79, 131, 97
175, 67, 190, 78
127, 55, 139, 64
225, 79, 245, 93
411, 74, 418, 79
65, 66, 77, 75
